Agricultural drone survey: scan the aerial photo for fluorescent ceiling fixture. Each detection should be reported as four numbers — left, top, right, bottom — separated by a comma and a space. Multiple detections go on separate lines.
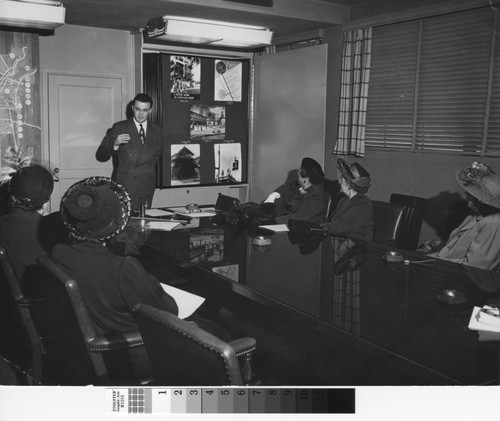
0, 0, 65, 30
146, 15, 273, 48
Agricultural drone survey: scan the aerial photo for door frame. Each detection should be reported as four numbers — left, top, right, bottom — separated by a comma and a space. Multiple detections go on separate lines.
41, 69, 126, 212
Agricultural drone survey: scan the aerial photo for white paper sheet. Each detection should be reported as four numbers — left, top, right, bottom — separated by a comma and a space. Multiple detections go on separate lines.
175, 212, 216, 218
165, 207, 216, 218
258, 224, 289, 232
161, 284, 206, 319
145, 221, 181, 231
468, 305, 500, 333
145, 208, 175, 217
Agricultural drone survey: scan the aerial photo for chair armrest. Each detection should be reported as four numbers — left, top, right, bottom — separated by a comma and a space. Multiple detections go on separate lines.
229, 337, 256, 357
87, 331, 144, 352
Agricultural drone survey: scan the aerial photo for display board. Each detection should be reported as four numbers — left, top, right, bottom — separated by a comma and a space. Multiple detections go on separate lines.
144, 53, 249, 188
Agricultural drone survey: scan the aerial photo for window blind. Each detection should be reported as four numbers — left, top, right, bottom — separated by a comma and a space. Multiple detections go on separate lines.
365, 7, 500, 156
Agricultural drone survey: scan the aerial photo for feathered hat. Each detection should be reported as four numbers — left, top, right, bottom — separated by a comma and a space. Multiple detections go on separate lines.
455, 162, 500, 210
0, 146, 54, 209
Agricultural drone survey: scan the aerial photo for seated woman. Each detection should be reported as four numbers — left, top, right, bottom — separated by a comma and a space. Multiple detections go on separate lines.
421, 162, 500, 271
321, 159, 374, 244
53, 177, 228, 381
264, 157, 328, 224
0, 147, 68, 285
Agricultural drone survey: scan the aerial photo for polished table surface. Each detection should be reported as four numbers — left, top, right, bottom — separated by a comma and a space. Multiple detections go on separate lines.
129, 216, 500, 385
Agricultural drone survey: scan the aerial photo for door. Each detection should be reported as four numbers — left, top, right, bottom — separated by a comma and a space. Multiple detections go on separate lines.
46, 74, 123, 211
251, 44, 327, 202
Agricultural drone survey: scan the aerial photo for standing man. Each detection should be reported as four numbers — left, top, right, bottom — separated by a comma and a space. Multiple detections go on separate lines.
96, 93, 162, 212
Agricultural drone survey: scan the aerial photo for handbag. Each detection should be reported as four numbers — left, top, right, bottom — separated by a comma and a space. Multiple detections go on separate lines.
214, 193, 241, 212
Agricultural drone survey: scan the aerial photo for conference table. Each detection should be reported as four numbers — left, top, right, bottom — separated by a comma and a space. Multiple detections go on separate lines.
129, 213, 500, 386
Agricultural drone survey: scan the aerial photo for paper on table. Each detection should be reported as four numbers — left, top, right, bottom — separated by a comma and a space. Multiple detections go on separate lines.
145, 208, 174, 217
161, 284, 205, 319
175, 212, 216, 218
145, 221, 180, 231
166, 207, 216, 218
468, 306, 500, 333
258, 224, 289, 232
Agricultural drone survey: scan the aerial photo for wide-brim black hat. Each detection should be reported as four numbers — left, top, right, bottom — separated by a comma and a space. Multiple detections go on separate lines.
301, 157, 324, 182
60, 177, 131, 242
9, 164, 54, 208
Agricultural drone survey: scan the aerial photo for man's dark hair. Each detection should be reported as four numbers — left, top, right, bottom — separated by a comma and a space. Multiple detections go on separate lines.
133, 93, 153, 108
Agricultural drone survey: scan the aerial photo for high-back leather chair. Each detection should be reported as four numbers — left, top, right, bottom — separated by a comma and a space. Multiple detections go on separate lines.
390, 193, 428, 250
0, 241, 42, 384
133, 303, 257, 386
36, 255, 146, 385
372, 201, 404, 246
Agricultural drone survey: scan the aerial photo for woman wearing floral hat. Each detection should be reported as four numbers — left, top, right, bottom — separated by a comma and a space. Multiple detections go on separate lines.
422, 162, 500, 271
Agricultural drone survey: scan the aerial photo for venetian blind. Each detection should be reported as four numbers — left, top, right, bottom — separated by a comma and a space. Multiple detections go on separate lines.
365, 7, 500, 156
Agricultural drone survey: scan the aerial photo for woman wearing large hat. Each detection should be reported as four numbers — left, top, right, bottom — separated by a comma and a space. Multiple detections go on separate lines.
321, 159, 374, 244
52, 176, 179, 381
427, 162, 500, 270
0, 147, 67, 283
53, 177, 228, 381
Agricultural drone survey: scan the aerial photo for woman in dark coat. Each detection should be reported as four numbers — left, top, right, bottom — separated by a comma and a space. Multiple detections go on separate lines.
265, 157, 328, 224
322, 159, 374, 244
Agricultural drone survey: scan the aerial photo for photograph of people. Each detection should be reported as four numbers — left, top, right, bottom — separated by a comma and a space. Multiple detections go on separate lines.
190, 105, 226, 141
170, 55, 201, 100
214, 143, 242, 184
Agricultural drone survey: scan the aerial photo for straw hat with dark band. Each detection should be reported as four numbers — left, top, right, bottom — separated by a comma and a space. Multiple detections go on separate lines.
456, 162, 500, 210
337, 159, 371, 193
60, 177, 131, 242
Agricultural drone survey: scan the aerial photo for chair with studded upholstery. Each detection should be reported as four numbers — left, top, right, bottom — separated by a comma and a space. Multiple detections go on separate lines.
133, 303, 257, 385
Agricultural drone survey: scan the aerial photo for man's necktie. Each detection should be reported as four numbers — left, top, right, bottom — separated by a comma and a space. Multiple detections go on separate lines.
139, 124, 145, 144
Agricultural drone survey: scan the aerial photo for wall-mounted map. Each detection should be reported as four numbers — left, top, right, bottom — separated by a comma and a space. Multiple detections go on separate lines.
0, 34, 40, 159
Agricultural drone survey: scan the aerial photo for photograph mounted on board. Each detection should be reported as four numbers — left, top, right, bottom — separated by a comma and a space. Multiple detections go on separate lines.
214, 60, 242, 102
170, 55, 201, 100
171, 144, 200, 186
190, 105, 226, 141
214, 143, 241, 184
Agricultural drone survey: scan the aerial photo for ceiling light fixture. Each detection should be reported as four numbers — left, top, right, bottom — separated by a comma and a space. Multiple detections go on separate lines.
0, 0, 65, 30
145, 15, 273, 49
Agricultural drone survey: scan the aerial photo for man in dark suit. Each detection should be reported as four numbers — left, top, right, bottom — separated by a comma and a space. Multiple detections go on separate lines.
96, 93, 162, 212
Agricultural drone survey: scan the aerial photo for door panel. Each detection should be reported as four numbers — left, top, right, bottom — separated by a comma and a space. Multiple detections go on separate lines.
47, 74, 122, 211
251, 45, 327, 202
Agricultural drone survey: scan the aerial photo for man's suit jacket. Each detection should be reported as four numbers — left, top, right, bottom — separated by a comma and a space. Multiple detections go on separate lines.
96, 118, 162, 209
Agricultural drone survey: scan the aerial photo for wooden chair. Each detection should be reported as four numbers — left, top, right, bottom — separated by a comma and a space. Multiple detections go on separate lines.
390, 193, 428, 250
0, 241, 43, 384
36, 255, 147, 385
133, 303, 257, 386
372, 200, 404, 247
